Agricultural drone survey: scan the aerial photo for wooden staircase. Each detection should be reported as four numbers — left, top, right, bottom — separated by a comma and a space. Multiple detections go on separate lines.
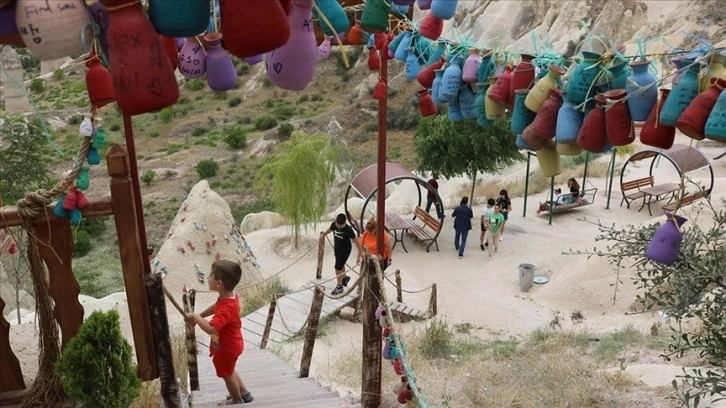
191, 346, 358, 407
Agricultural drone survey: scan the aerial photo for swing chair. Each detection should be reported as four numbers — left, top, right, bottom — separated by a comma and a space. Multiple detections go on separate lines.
538, 183, 599, 215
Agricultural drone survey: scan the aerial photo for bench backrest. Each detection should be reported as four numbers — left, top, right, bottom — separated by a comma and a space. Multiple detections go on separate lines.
414, 206, 441, 231
622, 176, 654, 191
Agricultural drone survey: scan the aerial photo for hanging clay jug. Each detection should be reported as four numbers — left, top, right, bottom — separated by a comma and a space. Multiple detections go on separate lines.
565, 51, 602, 108
16, 0, 93, 60
418, 89, 437, 116
704, 87, 726, 142
477, 50, 494, 83
148, 0, 209, 38
425, 40, 446, 66
458, 84, 477, 119
104, 0, 179, 116
475, 85, 494, 127
419, 11, 443, 41
440, 57, 463, 102
600, 60, 631, 91
266, 0, 317, 90
417, 57, 444, 89
160, 35, 178, 70
625, 59, 658, 121
461, 48, 480, 83
245, 54, 263, 65
576, 95, 608, 152
556, 142, 582, 156
0, 5, 24, 46
525, 64, 565, 113
447, 92, 463, 122
317, 36, 332, 59
640, 89, 676, 149
204, 33, 237, 92
312, 0, 349, 36
603, 89, 634, 146
484, 76, 506, 120
393, 376, 408, 396
521, 127, 547, 150
178, 36, 206, 79
555, 93, 583, 144
699, 52, 725, 92
398, 384, 414, 404
418, 0, 432, 9
394, 30, 412, 62
645, 212, 687, 266
676, 77, 726, 140
220, 0, 289, 58
509, 54, 536, 96
360, 0, 390, 33
511, 89, 536, 134
84, 51, 115, 108
536, 141, 561, 177
525, 88, 562, 140
387, 30, 406, 58
486, 66, 512, 107
430, 0, 457, 19
659, 58, 701, 126
431, 68, 445, 104
347, 21, 362, 44
516, 133, 534, 150
405, 48, 421, 81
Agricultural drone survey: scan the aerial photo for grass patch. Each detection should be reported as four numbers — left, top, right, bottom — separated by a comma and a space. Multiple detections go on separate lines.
240, 277, 290, 315
73, 244, 125, 298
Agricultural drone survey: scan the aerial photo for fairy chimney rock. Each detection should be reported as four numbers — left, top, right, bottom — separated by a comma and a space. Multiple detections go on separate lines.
0, 46, 32, 115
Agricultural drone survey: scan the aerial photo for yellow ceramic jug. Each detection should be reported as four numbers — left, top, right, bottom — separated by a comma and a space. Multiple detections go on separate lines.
525, 64, 566, 113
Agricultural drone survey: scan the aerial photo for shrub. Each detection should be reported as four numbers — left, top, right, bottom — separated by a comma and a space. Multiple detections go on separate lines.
158, 107, 173, 123
141, 170, 156, 186
67, 115, 83, 125
52, 68, 64, 80
79, 216, 107, 237
236, 64, 249, 76
109, 124, 121, 131
277, 122, 294, 139
298, 94, 309, 102
29, 78, 45, 93
254, 115, 277, 131
262, 78, 272, 88
148, 131, 160, 138
73, 229, 92, 258
420, 318, 454, 359
196, 159, 219, 179
55, 310, 141, 408
223, 126, 248, 149
192, 126, 207, 137
228, 96, 242, 107
187, 79, 205, 91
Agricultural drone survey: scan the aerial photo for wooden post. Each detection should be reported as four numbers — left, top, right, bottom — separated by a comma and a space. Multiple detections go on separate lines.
299, 286, 324, 378
146, 273, 181, 407
361, 259, 383, 408
316, 232, 324, 280
428, 283, 437, 317
182, 290, 199, 391
395, 269, 402, 303
107, 144, 158, 381
352, 256, 367, 322
260, 295, 277, 350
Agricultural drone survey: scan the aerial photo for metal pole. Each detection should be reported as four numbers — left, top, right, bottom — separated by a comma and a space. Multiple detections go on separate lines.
606, 149, 617, 209
523, 152, 532, 217
548, 177, 554, 225
583, 151, 590, 192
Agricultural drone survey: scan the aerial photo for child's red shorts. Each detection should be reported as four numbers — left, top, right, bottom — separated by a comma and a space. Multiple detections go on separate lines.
212, 353, 239, 378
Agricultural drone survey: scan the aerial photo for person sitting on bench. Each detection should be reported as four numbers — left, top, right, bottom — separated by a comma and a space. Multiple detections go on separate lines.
536, 188, 565, 214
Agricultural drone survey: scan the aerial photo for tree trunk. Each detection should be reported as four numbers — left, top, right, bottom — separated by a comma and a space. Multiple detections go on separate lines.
470, 171, 477, 204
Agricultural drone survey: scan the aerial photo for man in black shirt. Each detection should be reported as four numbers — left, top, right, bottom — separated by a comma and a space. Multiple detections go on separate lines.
323, 214, 362, 295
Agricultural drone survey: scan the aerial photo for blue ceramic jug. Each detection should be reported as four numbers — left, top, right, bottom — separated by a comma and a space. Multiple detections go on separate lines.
512, 89, 536, 134
475, 85, 494, 127
405, 48, 421, 81
476, 51, 494, 83
312, 0, 350, 35
625, 60, 658, 121
565, 51, 602, 108
448, 93, 464, 121
148, 0, 209, 38
704, 89, 726, 142
394, 30, 412, 62
458, 84, 477, 119
431, 0, 458, 19
555, 95, 583, 144
440, 56, 463, 101
659, 58, 701, 126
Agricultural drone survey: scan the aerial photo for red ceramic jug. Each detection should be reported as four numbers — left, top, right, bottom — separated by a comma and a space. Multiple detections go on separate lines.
160, 35, 178, 70
640, 89, 676, 149
103, 0, 179, 115
418, 89, 437, 116
526, 89, 562, 139
418, 11, 443, 40
84, 51, 115, 108
676, 77, 726, 140
509, 53, 535, 96
416, 57, 444, 89
397, 384, 414, 404
577, 95, 608, 152
220, 0, 290, 58
348, 21, 362, 44
368, 47, 380, 71
603, 89, 634, 146
521, 126, 548, 150
486, 65, 512, 106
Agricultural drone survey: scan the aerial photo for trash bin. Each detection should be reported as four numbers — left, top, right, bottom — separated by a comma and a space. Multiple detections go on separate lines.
518, 263, 536, 292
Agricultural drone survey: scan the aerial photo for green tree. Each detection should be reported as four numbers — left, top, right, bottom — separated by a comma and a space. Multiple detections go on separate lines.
196, 159, 219, 179
223, 125, 248, 149
55, 310, 141, 407
582, 197, 725, 406
141, 169, 156, 186
255, 131, 338, 248
0, 116, 51, 203
413, 115, 523, 202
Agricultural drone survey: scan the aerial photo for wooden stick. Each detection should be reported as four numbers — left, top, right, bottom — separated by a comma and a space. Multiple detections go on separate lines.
395, 269, 402, 303
260, 295, 277, 350
300, 286, 324, 378
162, 285, 186, 317
316, 232, 324, 280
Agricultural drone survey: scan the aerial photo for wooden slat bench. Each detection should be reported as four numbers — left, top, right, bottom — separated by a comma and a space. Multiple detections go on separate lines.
620, 175, 654, 208
661, 190, 708, 212
407, 206, 441, 252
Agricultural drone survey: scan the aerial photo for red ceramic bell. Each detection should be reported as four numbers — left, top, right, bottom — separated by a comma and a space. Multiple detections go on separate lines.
603, 89, 634, 146
348, 21, 362, 44
160, 35, 178, 70
486, 65, 512, 107
393, 358, 404, 375
220, 0, 290, 58
418, 89, 437, 116
418, 12, 443, 40
640, 89, 676, 149
676, 77, 726, 140
525, 89, 562, 140
509, 53, 535, 95
372, 79, 386, 100
368, 47, 380, 71
416, 57, 444, 89
577, 95, 608, 152
397, 384, 414, 404
521, 127, 548, 150
104, 0, 179, 115
84, 51, 115, 108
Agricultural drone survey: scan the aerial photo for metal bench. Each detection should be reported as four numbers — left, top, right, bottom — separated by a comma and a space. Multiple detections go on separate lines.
620, 176, 654, 208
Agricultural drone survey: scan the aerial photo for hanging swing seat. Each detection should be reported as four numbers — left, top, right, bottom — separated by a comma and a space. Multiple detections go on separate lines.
539, 187, 598, 215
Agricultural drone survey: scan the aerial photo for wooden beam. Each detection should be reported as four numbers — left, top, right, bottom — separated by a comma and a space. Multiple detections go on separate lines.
361, 259, 383, 407
146, 273, 181, 407
316, 232, 324, 280
299, 286, 324, 378
0, 195, 113, 229
0, 297, 25, 396
183, 290, 199, 391
260, 295, 277, 350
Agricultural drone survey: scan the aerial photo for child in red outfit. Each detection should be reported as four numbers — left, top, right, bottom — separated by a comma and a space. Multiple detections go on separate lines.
188, 260, 253, 405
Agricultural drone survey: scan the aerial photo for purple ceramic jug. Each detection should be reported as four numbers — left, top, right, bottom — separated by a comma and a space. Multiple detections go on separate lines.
645, 212, 687, 266
265, 0, 317, 90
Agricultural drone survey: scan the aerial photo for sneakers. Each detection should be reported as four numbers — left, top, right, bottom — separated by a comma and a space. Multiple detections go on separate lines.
242, 392, 254, 403
224, 392, 253, 404
499, 237, 503, 242
488, 256, 491, 261
480, 244, 485, 251
342, 275, 351, 287
331, 285, 344, 295
458, 255, 463, 259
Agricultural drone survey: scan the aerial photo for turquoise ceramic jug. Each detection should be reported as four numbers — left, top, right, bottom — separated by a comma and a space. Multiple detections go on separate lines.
659, 58, 701, 126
